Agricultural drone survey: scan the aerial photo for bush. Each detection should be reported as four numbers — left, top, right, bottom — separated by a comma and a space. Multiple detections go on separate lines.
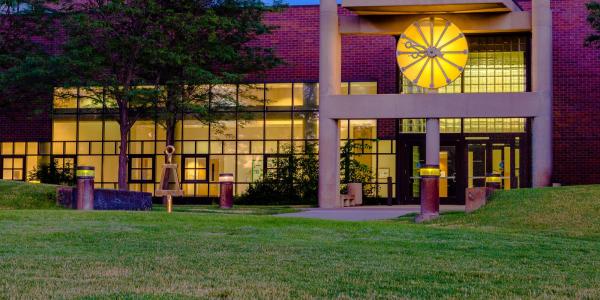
28, 160, 75, 186
238, 141, 376, 205
237, 143, 318, 205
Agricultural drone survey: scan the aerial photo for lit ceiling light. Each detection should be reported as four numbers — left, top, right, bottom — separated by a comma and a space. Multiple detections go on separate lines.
397, 17, 469, 90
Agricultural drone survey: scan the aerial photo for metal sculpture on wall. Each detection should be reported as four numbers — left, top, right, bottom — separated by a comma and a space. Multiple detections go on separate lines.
396, 17, 469, 89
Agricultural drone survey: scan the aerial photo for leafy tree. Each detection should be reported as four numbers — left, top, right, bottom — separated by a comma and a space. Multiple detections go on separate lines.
0, 0, 60, 109
586, 1, 600, 51
143, 0, 283, 148
57, 0, 170, 190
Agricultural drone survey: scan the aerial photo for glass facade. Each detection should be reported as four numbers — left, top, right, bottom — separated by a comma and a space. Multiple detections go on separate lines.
48, 82, 386, 198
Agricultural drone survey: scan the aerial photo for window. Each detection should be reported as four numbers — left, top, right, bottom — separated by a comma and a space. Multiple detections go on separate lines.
264, 154, 290, 179
182, 155, 208, 183
401, 35, 528, 94
1, 156, 25, 181
52, 156, 76, 177
128, 155, 154, 183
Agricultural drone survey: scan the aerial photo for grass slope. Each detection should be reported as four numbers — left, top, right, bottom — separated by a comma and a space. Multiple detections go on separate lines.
0, 186, 598, 298
432, 185, 600, 239
0, 180, 59, 210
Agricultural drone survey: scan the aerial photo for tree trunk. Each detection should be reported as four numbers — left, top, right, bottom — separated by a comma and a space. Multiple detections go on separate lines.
161, 85, 179, 203
118, 109, 129, 191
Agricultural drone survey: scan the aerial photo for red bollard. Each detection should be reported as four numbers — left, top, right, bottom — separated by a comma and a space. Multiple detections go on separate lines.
416, 165, 440, 223
219, 173, 234, 209
76, 166, 95, 210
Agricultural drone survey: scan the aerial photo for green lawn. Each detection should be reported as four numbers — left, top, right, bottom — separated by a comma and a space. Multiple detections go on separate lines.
0, 182, 599, 299
0, 180, 60, 210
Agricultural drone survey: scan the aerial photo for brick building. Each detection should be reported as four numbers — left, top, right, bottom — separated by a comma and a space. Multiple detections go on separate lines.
0, 1, 598, 206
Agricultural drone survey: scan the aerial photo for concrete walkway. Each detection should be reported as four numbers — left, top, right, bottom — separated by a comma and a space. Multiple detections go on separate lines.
277, 205, 465, 221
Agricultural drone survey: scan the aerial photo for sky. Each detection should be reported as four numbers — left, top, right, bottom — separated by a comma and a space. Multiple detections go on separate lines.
264, 0, 341, 5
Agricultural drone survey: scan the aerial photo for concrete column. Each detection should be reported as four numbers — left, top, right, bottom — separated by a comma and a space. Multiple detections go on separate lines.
318, 0, 342, 208
425, 119, 440, 166
531, 0, 553, 187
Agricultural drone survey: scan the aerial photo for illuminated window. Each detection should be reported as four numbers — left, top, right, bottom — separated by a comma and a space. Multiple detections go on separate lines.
266, 112, 292, 140
400, 118, 526, 133
78, 121, 103, 141
128, 155, 154, 183
350, 82, 377, 95
1, 156, 25, 181
238, 84, 263, 107
463, 118, 526, 133
238, 116, 264, 140
182, 155, 208, 182
183, 119, 209, 140
266, 83, 293, 107
131, 121, 156, 141
53, 88, 78, 109
402, 35, 528, 94
264, 154, 290, 179
52, 156, 76, 175
53, 121, 77, 141
78, 87, 104, 109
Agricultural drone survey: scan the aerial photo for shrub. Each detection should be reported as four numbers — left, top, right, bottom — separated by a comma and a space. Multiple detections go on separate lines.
28, 160, 75, 186
238, 141, 376, 205
237, 143, 318, 205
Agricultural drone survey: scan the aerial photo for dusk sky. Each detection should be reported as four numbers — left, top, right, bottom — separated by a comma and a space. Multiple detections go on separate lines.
265, 0, 341, 5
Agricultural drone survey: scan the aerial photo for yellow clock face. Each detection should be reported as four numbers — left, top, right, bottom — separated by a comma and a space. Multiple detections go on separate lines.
397, 17, 469, 90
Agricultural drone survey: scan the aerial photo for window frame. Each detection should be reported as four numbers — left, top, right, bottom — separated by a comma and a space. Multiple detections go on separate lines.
181, 154, 210, 183
51, 155, 77, 172
0, 155, 26, 181
128, 154, 155, 184
263, 154, 291, 180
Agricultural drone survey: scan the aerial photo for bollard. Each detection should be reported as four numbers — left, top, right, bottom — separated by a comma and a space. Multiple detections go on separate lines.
76, 166, 95, 210
219, 173, 234, 209
485, 173, 502, 190
387, 176, 393, 206
416, 165, 440, 223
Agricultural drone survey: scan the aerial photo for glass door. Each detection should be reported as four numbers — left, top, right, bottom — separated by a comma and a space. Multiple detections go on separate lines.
467, 141, 519, 190
401, 144, 457, 203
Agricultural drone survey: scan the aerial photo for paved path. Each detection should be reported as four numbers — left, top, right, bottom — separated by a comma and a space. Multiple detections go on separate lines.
277, 205, 465, 221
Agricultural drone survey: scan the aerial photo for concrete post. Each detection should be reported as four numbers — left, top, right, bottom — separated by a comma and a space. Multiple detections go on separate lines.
417, 119, 440, 222
318, 0, 342, 208
531, 0, 553, 187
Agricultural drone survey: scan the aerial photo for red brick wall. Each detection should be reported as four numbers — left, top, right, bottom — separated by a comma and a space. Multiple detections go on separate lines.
252, 6, 397, 93
517, 0, 600, 184
0, 93, 52, 142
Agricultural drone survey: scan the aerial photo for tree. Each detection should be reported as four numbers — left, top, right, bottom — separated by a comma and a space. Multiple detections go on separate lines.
586, 1, 600, 51
144, 0, 283, 146
58, 0, 167, 190
0, 0, 60, 109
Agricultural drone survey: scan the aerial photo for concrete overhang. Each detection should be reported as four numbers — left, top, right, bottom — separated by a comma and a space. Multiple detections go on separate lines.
320, 93, 544, 119
342, 0, 522, 15
340, 11, 531, 35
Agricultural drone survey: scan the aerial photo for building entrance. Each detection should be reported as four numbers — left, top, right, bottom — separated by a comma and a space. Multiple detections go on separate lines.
396, 135, 528, 205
